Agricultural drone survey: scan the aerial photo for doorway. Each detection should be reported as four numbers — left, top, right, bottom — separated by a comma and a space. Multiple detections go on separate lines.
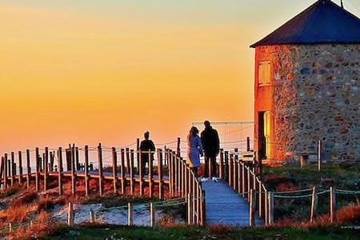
258, 111, 271, 160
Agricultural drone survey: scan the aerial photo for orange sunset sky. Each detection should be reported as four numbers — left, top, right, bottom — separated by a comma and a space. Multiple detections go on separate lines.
1, 0, 360, 152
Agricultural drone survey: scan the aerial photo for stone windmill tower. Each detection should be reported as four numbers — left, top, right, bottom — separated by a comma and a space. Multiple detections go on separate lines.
251, 0, 360, 163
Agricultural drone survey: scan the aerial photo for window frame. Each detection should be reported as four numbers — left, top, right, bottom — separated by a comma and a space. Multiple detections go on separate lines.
258, 61, 272, 86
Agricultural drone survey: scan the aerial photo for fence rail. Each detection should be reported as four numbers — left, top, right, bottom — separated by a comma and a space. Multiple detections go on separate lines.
0, 142, 205, 226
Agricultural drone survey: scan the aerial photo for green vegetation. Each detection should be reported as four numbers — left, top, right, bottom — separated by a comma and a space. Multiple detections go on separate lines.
44, 225, 360, 240
263, 163, 360, 191
263, 164, 360, 222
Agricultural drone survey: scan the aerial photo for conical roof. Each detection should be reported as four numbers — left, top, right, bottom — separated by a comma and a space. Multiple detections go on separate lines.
251, 0, 360, 48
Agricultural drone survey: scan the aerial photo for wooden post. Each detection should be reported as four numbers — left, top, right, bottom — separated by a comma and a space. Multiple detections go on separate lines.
0, 157, 4, 189
258, 180, 263, 218
66, 148, 71, 172
249, 189, 256, 227
157, 149, 164, 199
219, 149, 224, 179
247, 167, 251, 201
182, 159, 187, 198
139, 149, 144, 196
84, 146, 89, 197
228, 154, 233, 187
330, 186, 336, 223
174, 153, 178, 195
247, 137, 251, 152
58, 147, 63, 195
18, 151, 23, 184
136, 138, 140, 175
126, 148, 130, 175
35, 148, 40, 192
201, 190, 206, 226
44, 147, 49, 191
50, 152, 55, 172
264, 189, 268, 226
10, 152, 15, 186
187, 193, 192, 225
3, 154, 8, 189
150, 202, 155, 227
310, 186, 318, 223
8, 223, 12, 233
112, 147, 118, 194
234, 151, 239, 192
177, 137, 181, 157
318, 140, 322, 172
130, 150, 134, 195
192, 176, 196, 224
71, 146, 76, 195
238, 162, 242, 194
90, 209, 95, 223
268, 192, 274, 225
224, 151, 229, 181
196, 185, 201, 225
98, 143, 104, 196
128, 202, 134, 226
67, 202, 74, 226
148, 150, 153, 198
7, 159, 11, 182
75, 147, 80, 171
169, 150, 174, 197
26, 150, 31, 189
120, 149, 126, 195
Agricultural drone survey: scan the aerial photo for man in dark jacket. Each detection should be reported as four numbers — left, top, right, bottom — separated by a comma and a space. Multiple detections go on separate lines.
201, 121, 220, 178
140, 131, 156, 174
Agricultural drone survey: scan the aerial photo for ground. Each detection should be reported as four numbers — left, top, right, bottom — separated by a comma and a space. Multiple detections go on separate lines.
44, 225, 360, 240
262, 163, 360, 223
2, 163, 360, 239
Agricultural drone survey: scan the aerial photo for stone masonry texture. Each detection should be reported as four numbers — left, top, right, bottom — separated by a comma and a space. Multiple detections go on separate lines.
255, 44, 360, 162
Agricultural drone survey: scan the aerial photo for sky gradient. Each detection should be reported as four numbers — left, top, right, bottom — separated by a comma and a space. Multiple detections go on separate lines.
1, 0, 360, 152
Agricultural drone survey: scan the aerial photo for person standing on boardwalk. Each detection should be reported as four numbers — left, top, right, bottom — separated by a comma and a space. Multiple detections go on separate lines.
140, 131, 156, 174
201, 121, 220, 178
187, 127, 203, 177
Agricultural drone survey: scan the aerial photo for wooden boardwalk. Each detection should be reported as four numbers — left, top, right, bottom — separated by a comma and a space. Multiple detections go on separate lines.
202, 179, 263, 227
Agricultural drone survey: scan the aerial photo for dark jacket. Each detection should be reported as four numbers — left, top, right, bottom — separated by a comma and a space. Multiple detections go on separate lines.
140, 140, 156, 162
201, 127, 220, 157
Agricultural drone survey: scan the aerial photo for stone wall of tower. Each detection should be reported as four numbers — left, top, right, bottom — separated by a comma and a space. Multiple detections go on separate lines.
255, 44, 360, 162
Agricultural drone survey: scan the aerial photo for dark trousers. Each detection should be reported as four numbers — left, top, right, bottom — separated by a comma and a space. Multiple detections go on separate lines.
204, 156, 217, 178
191, 167, 198, 178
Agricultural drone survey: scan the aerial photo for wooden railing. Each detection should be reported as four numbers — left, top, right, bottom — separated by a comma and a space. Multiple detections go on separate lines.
164, 149, 205, 226
0, 143, 205, 226
218, 149, 268, 226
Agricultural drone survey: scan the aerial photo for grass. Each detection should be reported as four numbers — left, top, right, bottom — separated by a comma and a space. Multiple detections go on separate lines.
262, 163, 360, 222
43, 225, 360, 240
263, 164, 360, 191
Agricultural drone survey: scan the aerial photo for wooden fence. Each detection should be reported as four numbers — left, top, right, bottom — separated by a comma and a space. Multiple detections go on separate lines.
0, 143, 205, 226
217, 149, 268, 226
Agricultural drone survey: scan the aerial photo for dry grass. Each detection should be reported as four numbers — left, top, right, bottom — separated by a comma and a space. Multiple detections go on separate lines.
336, 203, 360, 224
10, 191, 38, 208
273, 203, 360, 229
9, 211, 51, 240
0, 204, 37, 224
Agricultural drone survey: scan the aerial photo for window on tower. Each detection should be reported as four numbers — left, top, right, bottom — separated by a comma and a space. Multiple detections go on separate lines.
258, 61, 271, 86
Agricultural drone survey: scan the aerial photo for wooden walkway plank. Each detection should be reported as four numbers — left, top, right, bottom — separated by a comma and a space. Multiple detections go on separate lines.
202, 180, 263, 227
